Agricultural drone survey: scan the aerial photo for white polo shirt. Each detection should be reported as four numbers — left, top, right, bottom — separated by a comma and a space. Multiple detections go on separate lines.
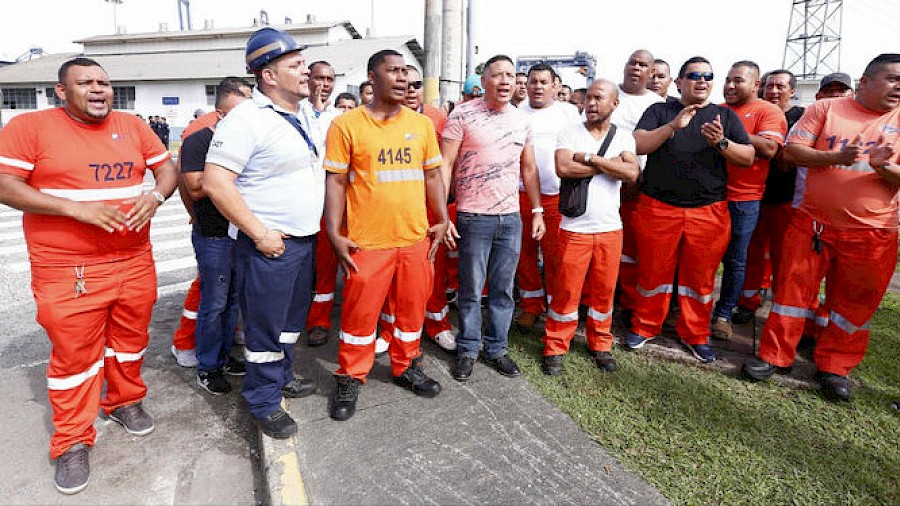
519, 101, 582, 195
298, 98, 340, 163
206, 88, 325, 239
556, 122, 636, 234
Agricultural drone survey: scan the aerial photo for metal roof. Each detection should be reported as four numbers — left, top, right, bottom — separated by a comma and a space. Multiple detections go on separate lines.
0, 36, 422, 85
74, 21, 362, 44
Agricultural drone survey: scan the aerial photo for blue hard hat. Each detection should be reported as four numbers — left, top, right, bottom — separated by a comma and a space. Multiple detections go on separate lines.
245, 27, 306, 73
463, 74, 482, 95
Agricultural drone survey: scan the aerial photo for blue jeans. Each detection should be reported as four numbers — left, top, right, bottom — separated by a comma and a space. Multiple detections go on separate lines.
191, 230, 239, 373
234, 232, 316, 419
714, 200, 761, 319
456, 212, 522, 359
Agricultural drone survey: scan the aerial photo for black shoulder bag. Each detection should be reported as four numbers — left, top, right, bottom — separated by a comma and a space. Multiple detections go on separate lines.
558, 124, 617, 218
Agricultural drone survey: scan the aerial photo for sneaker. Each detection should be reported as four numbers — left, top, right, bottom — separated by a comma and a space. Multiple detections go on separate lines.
375, 337, 389, 355
223, 356, 246, 376
445, 289, 458, 306
393, 357, 442, 398
197, 369, 231, 395
432, 329, 457, 351
624, 332, 654, 350
514, 311, 539, 331
108, 402, 155, 436
711, 317, 732, 340
54, 444, 89, 495
171, 345, 198, 368
307, 326, 329, 347
233, 330, 246, 346
732, 306, 755, 325
258, 408, 297, 439
452, 356, 475, 382
681, 341, 716, 363
541, 354, 564, 376
330, 375, 361, 421
592, 351, 618, 372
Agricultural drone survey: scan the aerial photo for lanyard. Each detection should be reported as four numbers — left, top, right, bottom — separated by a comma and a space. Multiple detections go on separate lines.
268, 106, 318, 158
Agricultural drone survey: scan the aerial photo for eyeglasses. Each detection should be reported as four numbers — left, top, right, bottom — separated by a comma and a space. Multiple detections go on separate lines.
408, 81, 423, 89
685, 72, 714, 82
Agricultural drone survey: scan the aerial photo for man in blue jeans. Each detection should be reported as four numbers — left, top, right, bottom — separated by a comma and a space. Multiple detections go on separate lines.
712, 61, 787, 340
440, 54, 545, 381
180, 77, 251, 394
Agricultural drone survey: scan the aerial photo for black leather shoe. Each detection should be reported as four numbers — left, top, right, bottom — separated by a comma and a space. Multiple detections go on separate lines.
542, 355, 564, 376
452, 356, 475, 382
815, 371, 852, 402
282, 378, 316, 398
485, 354, 520, 377
329, 375, 361, 421
393, 357, 442, 398
741, 357, 791, 382
258, 408, 297, 439
307, 326, 329, 347
592, 351, 618, 372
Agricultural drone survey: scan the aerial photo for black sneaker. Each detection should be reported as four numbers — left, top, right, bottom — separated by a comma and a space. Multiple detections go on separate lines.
330, 375, 361, 421
54, 444, 89, 495
281, 378, 316, 398
452, 356, 475, 382
393, 357, 442, 398
108, 402, 154, 436
258, 408, 297, 439
197, 369, 231, 395
485, 354, 521, 377
223, 356, 246, 376
542, 355, 564, 376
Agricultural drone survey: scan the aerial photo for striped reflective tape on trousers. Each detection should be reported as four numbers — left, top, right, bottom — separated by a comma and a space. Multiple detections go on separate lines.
313, 292, 335, 303
279, 331, 301, 344
182, 309, 198, 320
426, 305, 450, 321
548, 308, 579, 322
770, 303, 815, 320
340, 330, 376, 346
519, 288, 546, 299
380, 313, 396, 324
636, 283, 674, 298
829, 310, 870, 335
104, 346, 147, 363
742, 290, 758, 299
588, 307, 613, 322
47, 356, 104, 391
621, 254, 638, 265
244, 349, 285, 363
677, 285, 715, 304
393, 327, 422, 342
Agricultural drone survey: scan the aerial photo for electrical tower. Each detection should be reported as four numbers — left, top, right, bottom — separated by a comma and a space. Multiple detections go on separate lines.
782, 0, 843, 79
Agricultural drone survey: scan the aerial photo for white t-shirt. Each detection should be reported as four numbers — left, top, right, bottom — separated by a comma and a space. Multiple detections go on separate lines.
556, 122, 636, 234
519, 101, 581, 195
610, 86, 664, 132
206, 88, 325, 239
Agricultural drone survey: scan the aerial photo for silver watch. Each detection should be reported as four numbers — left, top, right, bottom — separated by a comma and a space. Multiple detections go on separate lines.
151, 191, 166, 204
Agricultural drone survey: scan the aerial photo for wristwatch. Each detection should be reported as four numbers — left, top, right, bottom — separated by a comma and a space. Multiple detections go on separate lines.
150, 191, 166, 204
582, 152, 592, 164
715, 138, 729, 152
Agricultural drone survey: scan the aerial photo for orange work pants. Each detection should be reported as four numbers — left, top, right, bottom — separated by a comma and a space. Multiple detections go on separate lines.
424, 203, 457, 337
544, 229, 622, 355
517, 193, 562, 314
33, 252, 156, 459
308, 220, 339, 330
758, 212, 897, 376
172, 276, 199, 350
616, 200, 640, 311
631, 196, 730, 344
738, 203, 793, 311
337, 238, 433, 381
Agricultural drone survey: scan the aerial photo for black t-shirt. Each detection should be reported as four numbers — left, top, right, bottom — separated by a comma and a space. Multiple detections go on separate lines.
181, 127, 229, 237
636, 101, 751, 207
761, 105, 805, 204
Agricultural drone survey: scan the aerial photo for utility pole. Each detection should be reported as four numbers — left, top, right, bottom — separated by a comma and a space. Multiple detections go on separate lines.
782, 0, 843, 79
440, 0, 463, 102
105, 0, 123, 34
465, 0, 475, 76
423, 0, 442, 106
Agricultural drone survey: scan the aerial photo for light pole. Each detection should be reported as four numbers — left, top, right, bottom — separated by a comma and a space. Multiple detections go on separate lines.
105, 0, 123, 33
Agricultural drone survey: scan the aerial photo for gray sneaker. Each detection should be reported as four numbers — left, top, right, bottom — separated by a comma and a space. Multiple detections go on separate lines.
108, 402, 155, 436
54, 443, 89, 495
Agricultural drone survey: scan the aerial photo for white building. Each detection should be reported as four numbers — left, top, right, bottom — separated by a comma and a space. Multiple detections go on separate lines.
0, 20, 423, 131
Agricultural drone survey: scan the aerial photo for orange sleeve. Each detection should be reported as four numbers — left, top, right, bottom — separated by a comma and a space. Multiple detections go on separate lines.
323, 115, 352, 174
134, 117, 171, 169
0, 114, 38, 180
786, 100, 826, 147
421, 116, 442, 170
758, 103, 788, 145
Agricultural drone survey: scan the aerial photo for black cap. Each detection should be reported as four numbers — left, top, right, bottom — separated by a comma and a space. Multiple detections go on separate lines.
818, 72, 852, 91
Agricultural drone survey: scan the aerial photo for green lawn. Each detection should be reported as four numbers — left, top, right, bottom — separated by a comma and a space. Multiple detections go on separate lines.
508, 293, 900, 506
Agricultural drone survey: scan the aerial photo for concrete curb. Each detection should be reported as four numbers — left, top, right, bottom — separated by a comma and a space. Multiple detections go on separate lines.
258, 401, 308, 506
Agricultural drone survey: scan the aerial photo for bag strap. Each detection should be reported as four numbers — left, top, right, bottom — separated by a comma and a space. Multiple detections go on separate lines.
596, 124, 617, 158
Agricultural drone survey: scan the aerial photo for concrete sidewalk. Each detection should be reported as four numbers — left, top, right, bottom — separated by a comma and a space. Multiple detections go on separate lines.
261, 333, 668, 505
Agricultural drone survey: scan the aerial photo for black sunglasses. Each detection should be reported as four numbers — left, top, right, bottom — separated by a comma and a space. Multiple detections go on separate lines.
685, 72, 714, 81
408, 81, 424, 89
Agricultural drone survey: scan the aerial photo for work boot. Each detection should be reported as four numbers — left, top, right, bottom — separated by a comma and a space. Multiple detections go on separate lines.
393, 357, 441, 398
741, 357, 791, 381
108, 402, 155, 436
541, 354, 564, 376
484, 354, 521, 377
815, 371, 852, 402
258, 408, 297, 439
732, 306, 755, 325
453, 356, 475, 382
330, 375, 361, 421
514, 311, 539, 331
282, 378, 316, 398
711, 317, 732, 340
54, 444, 90, 495
197, 369, 231, 395
307, 326, 329, 347
592, 351, 618, 372
223, 356, 246, 376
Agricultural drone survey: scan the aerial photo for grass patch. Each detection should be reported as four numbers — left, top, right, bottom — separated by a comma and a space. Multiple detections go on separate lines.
508, 293, 900, 505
